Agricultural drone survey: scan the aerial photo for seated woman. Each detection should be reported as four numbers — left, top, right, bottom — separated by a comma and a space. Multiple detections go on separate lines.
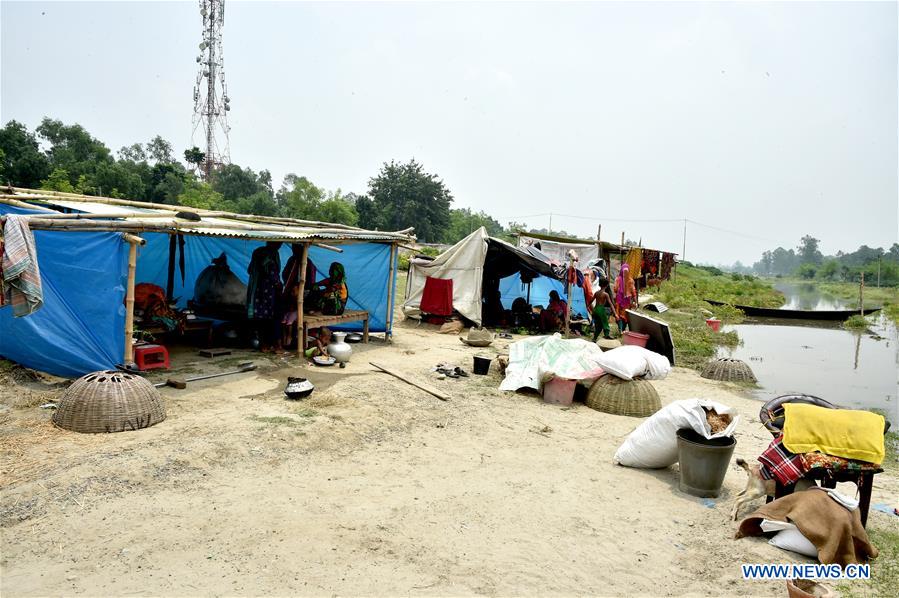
311, 262, 349, 315
539, 290, 568, 333
483, 289, 507, 327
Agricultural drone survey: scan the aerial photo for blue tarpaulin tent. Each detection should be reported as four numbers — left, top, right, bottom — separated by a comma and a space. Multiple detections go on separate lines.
1, 192, 410, 378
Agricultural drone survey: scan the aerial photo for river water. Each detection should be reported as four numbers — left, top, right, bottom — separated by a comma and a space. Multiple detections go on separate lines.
717, 282, 898, 423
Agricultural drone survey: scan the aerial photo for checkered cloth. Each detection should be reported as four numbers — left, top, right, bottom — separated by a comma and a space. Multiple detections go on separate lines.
1, 215, 43, 316
758, 435, 806, 485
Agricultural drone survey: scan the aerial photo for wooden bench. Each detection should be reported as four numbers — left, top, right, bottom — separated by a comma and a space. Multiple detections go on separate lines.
301, 309, 369, 351
141, 318, 214, 347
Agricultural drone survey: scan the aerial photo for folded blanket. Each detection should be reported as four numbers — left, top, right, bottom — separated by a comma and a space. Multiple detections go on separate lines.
1, 215, 43, 316
736, 489, 878, 566
783, 404, 885, 464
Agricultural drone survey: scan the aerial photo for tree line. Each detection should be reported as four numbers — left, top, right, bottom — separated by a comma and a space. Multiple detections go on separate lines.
0, 117, 517, 244
743, 234, 899, 285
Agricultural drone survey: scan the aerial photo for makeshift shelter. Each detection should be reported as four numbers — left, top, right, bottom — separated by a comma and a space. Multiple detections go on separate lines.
0, 188, 414, 377
404, 227, 586, 326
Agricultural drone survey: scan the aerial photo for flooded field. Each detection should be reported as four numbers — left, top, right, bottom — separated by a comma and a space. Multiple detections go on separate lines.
718, 282, 898, 422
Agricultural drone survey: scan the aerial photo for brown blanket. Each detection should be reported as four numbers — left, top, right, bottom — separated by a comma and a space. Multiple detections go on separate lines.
735, 489, 878, 566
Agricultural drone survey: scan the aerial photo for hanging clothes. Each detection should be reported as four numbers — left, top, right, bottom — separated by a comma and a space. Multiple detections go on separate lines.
1, 215, 43, 317
661, 253, 675, 280
625, 248, 643, 280
641, 249, 660, 279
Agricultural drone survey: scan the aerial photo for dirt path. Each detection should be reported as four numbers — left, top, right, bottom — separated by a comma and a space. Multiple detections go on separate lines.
2, 326, 897, 596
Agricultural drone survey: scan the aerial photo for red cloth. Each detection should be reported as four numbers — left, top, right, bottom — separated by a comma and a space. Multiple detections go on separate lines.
758, 435, 806, 485
420, 276, 454, 316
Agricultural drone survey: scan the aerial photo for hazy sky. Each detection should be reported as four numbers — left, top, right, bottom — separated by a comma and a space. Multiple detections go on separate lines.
2, 1, 896, 264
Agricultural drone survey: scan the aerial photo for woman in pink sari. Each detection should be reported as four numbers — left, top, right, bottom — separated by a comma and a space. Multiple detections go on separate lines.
614, 263, 638, 333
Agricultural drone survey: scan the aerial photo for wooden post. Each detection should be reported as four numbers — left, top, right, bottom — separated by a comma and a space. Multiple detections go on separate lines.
296, 243, 310, 360
859, 271, 864, 317
384, 243, 397, 341
563, 259, 572, 337
123, 237, 140, 364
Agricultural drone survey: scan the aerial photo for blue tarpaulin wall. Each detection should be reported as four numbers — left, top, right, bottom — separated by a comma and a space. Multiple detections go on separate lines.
499, 272, 589, 319
0, 204, 128, 377
135, 234, 396, 332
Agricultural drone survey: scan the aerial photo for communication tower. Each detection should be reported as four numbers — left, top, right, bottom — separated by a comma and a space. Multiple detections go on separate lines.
191, 0, 231, 179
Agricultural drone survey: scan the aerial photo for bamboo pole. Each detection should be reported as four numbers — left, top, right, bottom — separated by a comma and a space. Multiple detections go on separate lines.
563, 258, 572, 337
14, 216, 412, 240
859, 271, 864, 316
5, 187, 396, 232
384, 243, 397, 341
123, 238, 139, 364
296, 244, 310, 360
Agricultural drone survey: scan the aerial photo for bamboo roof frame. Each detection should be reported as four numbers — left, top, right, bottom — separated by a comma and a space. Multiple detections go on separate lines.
0, 187, 415, 244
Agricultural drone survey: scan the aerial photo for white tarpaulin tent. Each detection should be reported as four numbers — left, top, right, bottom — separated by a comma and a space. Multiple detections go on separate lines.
403, 227, 566, 325
517, 233, 600, 265
403, 227, 489, 324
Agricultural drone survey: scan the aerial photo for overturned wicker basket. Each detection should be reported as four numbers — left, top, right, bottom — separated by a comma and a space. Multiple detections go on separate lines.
53, 370, 166, 434
700, 358, 757, 383
586, 375, 661, 417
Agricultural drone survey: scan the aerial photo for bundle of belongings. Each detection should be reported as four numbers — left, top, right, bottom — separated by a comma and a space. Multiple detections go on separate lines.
134, 283, 185, 333
757, 404, 885, 487
0, 214, 43, 316
734, 404, 885, 566
190, 253, 247, 319
736, 487, 878, 565
500, 334, 670, 393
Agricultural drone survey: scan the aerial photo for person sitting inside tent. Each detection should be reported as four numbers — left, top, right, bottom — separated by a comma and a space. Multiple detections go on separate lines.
539, 290, 567, 333
310, 262, 348, 315
589, 278, 618, 341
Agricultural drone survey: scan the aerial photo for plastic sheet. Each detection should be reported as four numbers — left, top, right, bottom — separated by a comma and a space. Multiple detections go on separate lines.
0, 204, 128, 377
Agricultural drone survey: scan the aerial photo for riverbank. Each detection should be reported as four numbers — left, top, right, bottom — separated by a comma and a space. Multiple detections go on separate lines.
2, 327, 896, 596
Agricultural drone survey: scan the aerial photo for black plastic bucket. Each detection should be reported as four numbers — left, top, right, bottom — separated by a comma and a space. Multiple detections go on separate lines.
472, 355, 492, 375
676, 428, 736, 498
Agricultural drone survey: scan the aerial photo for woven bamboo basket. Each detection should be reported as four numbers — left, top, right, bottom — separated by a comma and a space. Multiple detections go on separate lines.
53, 370, 166, 434
586, 375, 661, 417
700, 358, 757, 383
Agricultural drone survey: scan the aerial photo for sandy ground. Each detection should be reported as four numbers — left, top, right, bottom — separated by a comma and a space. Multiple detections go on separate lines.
1, 323, 897, 597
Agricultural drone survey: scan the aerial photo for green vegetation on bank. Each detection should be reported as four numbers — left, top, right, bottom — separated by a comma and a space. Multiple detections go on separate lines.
652, 263, 784, 309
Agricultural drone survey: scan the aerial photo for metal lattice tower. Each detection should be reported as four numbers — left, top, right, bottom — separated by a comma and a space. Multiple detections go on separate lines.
191, 0, 231, 179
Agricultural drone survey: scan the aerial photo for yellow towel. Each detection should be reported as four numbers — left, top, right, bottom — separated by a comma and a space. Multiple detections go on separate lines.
782, 403, 885, 465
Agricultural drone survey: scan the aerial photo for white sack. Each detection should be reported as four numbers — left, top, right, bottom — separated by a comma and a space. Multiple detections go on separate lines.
595, 345, 671, 381
613, 398, 740, 468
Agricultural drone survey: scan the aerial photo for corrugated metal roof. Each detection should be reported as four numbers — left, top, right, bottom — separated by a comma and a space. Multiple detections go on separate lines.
23, 197, 412, 243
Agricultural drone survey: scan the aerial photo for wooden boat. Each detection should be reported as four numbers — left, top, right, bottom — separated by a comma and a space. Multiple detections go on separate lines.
705, 300, 881, 321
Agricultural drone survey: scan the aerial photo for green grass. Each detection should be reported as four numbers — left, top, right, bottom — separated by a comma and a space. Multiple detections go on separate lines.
652, 263, 784, 309
814, 281, 899, 325
837, 527, 899, 598
844, 315, 871, 330
650, 308, 741, 371
250, 415, 306, 427
293, 407, 319, 418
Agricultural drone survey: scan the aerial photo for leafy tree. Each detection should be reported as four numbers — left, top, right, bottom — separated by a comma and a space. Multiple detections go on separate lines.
118, 143, 147, 162
41, 168, 78, 193
211, 163, 267, 202
797, 235, 823, 265
177, 180, 223, 210
317, 189, 358, 226
442, 208, 505, 243
222, 191, 280, 217
184, 146, 205, 172
0, 120, 51, 187
146, 135, 174, 164
278, 174, 325, 220
363, 159, 452, 242
797, 263, 817, 279
817, 259, 839, 281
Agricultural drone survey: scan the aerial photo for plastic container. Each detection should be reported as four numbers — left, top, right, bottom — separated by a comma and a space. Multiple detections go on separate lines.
542, 377, 576, 406
472, 355, 492, 375
621, 331, 650, 348
676, 428, 736, 498
705, 318, 721, 332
